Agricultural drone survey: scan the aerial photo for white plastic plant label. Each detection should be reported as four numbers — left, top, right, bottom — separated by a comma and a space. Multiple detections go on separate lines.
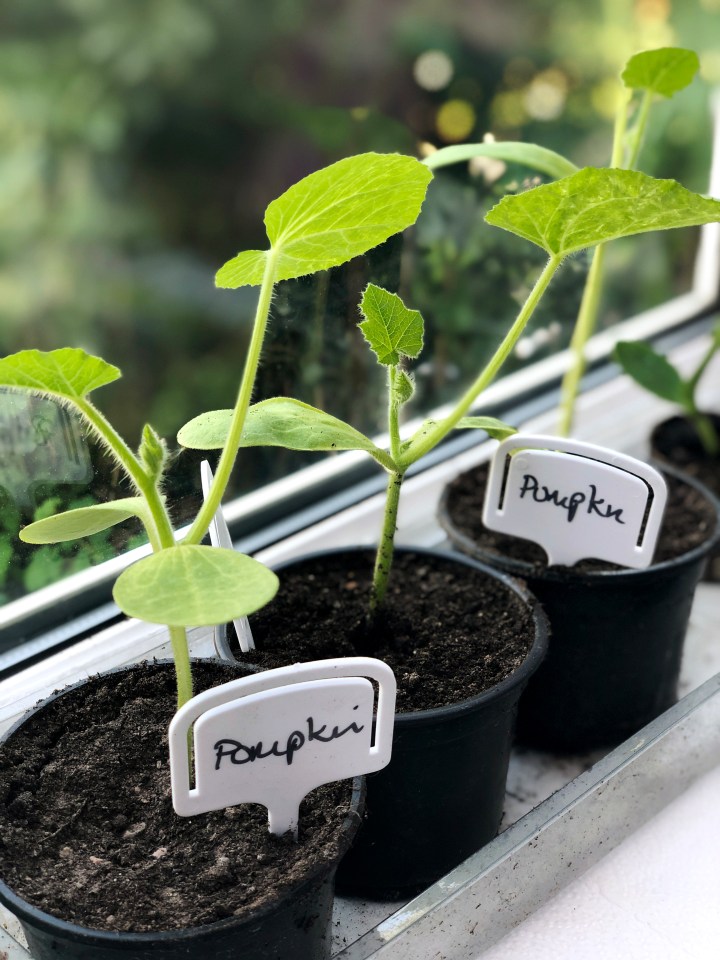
200, 460, 255, 653
169, 657, 396, 836
482, 434, 667, 568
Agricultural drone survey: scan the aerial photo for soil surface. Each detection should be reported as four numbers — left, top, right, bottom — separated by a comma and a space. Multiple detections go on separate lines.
442, 462, 718, 574
0, 662, 357, 933
240, 551, 536, 713
652, 414, 720, 581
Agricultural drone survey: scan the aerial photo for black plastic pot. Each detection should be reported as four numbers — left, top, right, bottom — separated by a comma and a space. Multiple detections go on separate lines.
651, 413, 720, 582
439, 465, 720, 753
0, 660, 364, 960
232, 547, 549, 900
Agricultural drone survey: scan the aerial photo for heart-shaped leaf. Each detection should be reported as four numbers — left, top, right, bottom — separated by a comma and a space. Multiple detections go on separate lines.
178, 399, 394, 469
20, 498, 149, 544
113, 545, 279, 626
0, 348, 120, 402
622, 48, 699, 99
425, 142, 578, 180
359, 284, 424, 366
486, 168, 720, 258
216, 153, 432, 288
613, 341, 688, 404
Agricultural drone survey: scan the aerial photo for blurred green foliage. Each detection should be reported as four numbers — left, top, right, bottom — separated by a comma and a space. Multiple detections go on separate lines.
1, 0, 719, 607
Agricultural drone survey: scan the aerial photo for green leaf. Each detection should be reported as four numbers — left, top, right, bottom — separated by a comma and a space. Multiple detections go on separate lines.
179, 399, 394, 469
613, 341, 689, 404
393, 370, 415, 406
20, 498, 149, 544
622, 48, 699, 99
0, 348, 120, 402
455, 416, 518, 439
424, 142, 578, 180
113, 545, 279, 627
485, 168, 720, 258
216, 153, 432, 288
359, 284, 424, 366
400, 416, 516, 466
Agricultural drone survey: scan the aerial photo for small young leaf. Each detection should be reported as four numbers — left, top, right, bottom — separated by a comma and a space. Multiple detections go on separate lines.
139, 424, 167, 480
0, 348, 120, 402
393, 370, 415, 406
216, 153, 433, 288
622, 48, 699, 99
613, 341, 688, 404
178, 399, 395, 469
425, 142, 578, 180
486, 168, 720, 258
359, 284, 424, 366
113, 545, 279, 626
20, 498, 148, 544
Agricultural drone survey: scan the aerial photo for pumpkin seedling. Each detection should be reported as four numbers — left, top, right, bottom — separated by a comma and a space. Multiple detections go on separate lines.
426, 47, 703, 436
179, 161, 720, 611
614, 323, 720, 456
0, 152, 432, 705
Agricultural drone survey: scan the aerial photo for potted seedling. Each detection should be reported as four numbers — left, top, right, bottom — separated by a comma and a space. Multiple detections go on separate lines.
0, 151, 430, 959
181, 136, 720, 885
438, 49, 720, 751
614, 326, 720, 580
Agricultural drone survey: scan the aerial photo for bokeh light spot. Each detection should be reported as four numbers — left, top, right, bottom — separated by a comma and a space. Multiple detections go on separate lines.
436, 99, 476, 142
414, 50, 454, 91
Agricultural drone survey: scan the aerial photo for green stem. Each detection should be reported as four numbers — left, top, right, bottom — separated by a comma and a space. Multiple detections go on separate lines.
687, 336, 720, 395
401, 254, 563, 468
184, 250, 278, 546
557, 244, 607, 436
370, 471, 404, 614
626, 89, 654, 171
169, 625, 194, 709
75, 398, 175, 550
556, 85, 642, 436
388, 367, 402, 464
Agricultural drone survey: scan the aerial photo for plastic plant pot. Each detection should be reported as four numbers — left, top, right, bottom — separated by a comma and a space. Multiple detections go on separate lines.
438, 465, 720, 753
0, 661, 365, 960
651, 413, 720, 582
224, 547, 549, 900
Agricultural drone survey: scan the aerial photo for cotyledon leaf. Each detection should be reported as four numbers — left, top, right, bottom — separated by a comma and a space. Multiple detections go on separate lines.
400, 416, 516, 466
113, 546, 279, 626
216, 152, 432, 288
622, 47, 699, 99
0, 348, 120, 402
20, 498, 150, 544
613, 341, 689, 405
177, 399, 395, 469
485, 168, 720, 258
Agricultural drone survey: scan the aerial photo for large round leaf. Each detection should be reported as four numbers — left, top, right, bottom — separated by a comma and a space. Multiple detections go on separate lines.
0, 348, 120, 401
113, 545, 279, 627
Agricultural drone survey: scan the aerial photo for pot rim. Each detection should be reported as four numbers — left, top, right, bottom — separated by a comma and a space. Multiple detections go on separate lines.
254, 544, 549, 728
0, 658, 364, 945
438, 461, 720, 586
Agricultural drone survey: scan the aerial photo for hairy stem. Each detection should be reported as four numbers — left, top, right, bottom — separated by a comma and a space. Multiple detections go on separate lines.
370, 471, 404, 614
169, 625, 194, 709
626, 89, 654, 170
401, 254, 562, 468
184, 250, 278, 546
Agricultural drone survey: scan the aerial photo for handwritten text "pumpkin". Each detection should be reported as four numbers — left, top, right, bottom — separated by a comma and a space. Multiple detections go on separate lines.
518, 473, 625, 524
213, 713, 365, 769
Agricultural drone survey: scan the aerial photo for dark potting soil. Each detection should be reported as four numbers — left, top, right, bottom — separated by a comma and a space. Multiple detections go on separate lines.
0, 662, 356, 933
652, 415, 720, 500
240, 551, 535, 714
442, 462, 717, 573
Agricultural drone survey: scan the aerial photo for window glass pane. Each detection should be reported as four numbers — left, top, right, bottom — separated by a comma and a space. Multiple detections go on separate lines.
2, 0, 719, 613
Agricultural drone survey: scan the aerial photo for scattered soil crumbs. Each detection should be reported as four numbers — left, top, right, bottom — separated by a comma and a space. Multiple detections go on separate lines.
442, 462, 717, 574
0, 662, 356, 933
241, 550, 536, 713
